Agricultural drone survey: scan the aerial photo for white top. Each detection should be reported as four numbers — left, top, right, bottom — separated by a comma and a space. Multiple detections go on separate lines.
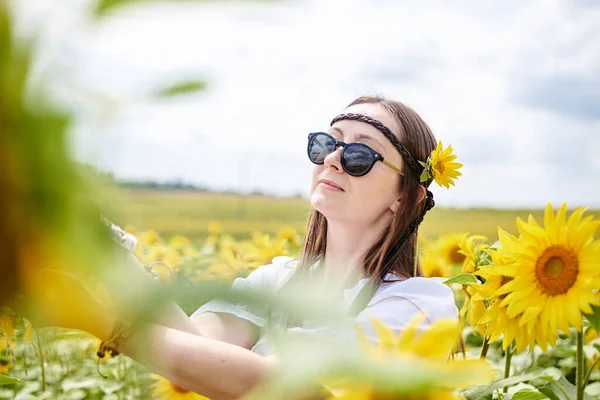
191, 256, 458, 356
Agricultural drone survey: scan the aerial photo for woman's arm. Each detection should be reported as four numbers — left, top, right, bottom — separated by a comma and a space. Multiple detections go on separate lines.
117, 322, 274, 400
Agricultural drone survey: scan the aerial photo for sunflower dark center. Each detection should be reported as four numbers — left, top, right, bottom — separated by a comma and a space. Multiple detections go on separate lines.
435, 160, 445, 174
450, 245, 465, 264
535, 245, 579, 296
498, 276, 514, 299
500, 276, 513, 286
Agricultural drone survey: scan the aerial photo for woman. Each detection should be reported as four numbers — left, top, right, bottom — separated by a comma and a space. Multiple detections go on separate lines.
37, 95, 460, 399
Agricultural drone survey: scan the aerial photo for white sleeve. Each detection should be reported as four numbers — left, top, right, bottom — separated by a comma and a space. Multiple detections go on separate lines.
189, 256, 295, 327
355, 277, 459, 344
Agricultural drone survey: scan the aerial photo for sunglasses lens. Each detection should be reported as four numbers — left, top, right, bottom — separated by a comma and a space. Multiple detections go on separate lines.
343, 144, 374, 176
308, 133, 335, 164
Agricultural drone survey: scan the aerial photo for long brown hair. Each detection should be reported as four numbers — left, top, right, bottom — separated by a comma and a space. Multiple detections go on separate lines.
283, 95, 437, 318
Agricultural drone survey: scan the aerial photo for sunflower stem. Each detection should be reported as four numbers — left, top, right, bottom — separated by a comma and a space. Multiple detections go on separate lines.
503, 344, 513, 393
583, 352, 600, 388
480, 336, 490, 359
33, 326, 46, 392
577, 329, 586, 400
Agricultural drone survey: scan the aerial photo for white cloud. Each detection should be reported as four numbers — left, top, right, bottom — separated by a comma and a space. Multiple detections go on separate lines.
15, 0, 600, 207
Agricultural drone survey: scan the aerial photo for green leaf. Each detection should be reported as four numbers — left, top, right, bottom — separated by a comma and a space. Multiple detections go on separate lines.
462, 385, 493, 400
0, 375, 19, 386
152, 79, 208, 99
538, 386, 560, 400
510, 389, 549, 400
443, 273, 479, 285
584, 305, 600, 332
543, 374, 593, 400
463, 370, 558, 400
419, 171, 430, 182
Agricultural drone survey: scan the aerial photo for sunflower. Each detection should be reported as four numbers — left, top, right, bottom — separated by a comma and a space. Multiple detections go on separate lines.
277, 226, 301, 247
207, 221, 223, 237
141, 246, 182, 277
151, 375, 208, 399
420, 141, 463, 189
0, 359, 12, 375
476, 229, 558, 353
490, 203, 600, 348
326, 316, 493, 399
140, 230, 163, 246
420, 249, 451, 278
459, 285, 487, 335
330, 388, 462, 400
457, 234, 488, 274
436, 233, 468, 267
241, 232, 288, 270
169, 235, 192, 248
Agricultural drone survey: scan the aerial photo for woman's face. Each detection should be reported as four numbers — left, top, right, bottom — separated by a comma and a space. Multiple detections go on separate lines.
309, 103, 404, 226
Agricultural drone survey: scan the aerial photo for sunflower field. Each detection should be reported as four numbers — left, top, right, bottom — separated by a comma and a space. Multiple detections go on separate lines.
3, 211, 600, 399
3, 0, 600, 399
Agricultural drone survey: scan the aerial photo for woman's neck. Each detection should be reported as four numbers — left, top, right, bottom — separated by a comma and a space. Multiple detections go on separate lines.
322, 215, 392, 290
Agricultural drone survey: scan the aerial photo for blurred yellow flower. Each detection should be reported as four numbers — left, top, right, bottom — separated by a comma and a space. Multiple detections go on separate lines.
140, 230, 162, 246
436, 233, 467, 266
585, 327, 598, 345
330, 388, 461, 400
193, 248, 247, 283
494, 203, 600, 343
328, 316, 493, 399
207, 221, 222, 237
141, 246, 182, 274
242, 232, 288, 270
277, 226, 300, 247
151, 374, 208, 399
170, 235, 192, 248
419, 250, 451, 278
0, 315, 15, 350
0, 360, 12, 375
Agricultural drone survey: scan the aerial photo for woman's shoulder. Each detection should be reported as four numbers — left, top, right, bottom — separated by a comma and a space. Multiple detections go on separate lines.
239, 256, 298, 290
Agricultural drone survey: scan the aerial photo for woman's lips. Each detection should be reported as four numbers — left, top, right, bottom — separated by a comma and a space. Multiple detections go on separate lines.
318, 179, 344, 191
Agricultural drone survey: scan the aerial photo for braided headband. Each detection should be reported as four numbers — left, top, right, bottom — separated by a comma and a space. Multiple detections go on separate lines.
330, 112, 435, 214
330, 113, 424, 179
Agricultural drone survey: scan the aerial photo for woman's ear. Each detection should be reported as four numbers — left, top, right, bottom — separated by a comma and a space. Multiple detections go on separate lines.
390, 197, 401, 215
417, 185, 427, 204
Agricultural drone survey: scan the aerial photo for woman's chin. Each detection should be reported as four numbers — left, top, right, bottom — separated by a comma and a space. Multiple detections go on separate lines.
310, 193, 340, 217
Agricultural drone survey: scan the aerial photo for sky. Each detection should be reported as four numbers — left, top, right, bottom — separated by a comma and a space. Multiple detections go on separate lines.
13, 0, 600, 208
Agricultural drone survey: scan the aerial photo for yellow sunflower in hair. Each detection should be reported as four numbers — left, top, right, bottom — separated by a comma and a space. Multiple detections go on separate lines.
420, 141, 463, 189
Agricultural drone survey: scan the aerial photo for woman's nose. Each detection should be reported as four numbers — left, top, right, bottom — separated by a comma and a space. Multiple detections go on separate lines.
323, 146, 343, 173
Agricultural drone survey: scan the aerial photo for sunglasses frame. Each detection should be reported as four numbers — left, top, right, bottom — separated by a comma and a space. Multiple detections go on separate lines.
307, 132, 404, 177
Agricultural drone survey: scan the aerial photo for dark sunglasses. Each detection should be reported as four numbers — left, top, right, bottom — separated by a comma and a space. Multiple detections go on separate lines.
307, 132, 404, 177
